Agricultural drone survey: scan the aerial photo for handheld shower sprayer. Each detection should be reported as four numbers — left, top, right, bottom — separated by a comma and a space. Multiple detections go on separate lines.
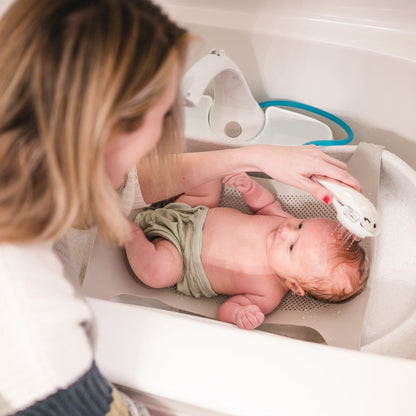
182, 49, 265, 141
314, 178, 380, 239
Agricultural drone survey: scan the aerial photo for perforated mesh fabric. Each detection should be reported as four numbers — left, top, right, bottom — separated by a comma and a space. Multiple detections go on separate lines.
220, 185, 337, 219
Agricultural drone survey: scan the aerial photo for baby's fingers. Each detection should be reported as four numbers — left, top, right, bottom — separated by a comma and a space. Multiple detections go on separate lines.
236, 305, 264, 329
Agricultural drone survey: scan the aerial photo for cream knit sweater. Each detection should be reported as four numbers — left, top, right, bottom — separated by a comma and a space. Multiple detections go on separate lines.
0, 168, 148, 416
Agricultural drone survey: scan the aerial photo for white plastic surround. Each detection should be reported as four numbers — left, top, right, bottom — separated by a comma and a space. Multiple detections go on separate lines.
88, 297, 416, 416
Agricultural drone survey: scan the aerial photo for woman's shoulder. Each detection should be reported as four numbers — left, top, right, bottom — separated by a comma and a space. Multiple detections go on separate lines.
0, 240, 92, 306
0, 241, 59, 276
0, 240, 93, 319
0, 241, 72, 285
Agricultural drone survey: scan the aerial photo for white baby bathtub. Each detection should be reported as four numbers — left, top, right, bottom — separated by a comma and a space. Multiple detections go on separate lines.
85, 144, 416, 415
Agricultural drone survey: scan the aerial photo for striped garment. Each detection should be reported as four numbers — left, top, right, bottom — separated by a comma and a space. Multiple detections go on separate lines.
12, 362, 129, 416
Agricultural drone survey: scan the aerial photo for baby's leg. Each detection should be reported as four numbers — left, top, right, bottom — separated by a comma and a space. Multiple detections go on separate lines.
175, 179, 222, 208
125, 222, 183, 288
218, 295, 265, 330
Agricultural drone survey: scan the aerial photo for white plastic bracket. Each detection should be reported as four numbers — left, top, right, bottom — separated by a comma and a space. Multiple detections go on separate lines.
182, 49, 265, 141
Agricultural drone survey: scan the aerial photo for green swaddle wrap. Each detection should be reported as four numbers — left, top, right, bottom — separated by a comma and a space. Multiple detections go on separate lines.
134, 202, 218, 298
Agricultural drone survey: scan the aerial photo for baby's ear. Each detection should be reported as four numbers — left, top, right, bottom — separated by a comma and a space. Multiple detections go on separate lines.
285, 279, 305, 297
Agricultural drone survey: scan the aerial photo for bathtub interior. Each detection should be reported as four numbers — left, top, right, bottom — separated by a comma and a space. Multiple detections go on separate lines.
331, 146, 416, 359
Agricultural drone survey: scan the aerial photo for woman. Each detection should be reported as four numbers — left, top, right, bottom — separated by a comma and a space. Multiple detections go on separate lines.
0, 0, 359, 414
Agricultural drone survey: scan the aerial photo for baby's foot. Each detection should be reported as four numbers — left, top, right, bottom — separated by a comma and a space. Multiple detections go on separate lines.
235, 305, 264, 329
223, 172, 253, 194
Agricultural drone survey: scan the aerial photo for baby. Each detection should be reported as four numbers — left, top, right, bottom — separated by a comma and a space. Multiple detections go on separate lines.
126, 173, 368, 330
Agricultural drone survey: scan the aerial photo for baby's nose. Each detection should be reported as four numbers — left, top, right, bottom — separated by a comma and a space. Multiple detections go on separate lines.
280, 224, 298, 240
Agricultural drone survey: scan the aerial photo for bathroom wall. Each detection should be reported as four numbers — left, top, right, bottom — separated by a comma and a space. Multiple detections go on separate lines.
155, 0, 416, 169
1, 0, 415, 167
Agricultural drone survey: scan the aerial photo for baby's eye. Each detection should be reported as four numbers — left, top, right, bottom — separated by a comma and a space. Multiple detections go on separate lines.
290, 244, 294, 251
298, 222, 303, 229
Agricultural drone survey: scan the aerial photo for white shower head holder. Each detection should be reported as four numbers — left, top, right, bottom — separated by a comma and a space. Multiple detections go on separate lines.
182, 48, 265, 141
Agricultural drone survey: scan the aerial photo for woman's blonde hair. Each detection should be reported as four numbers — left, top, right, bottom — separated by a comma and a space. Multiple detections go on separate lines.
0, 0, 189, 244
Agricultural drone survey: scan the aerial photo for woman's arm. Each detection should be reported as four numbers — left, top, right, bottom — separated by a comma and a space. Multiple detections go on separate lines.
138, 144, 360, 205
175, 179, 222, 208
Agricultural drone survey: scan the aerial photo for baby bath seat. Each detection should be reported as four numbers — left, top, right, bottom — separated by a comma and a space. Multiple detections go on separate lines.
83, 143, 380, 350
82, 143, 416, 415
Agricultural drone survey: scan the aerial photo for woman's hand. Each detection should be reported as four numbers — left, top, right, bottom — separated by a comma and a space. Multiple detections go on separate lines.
138, 144, 360, 205
249, 144, 361, 204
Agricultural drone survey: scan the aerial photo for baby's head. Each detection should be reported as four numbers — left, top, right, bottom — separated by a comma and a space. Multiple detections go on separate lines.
299, 220, 369, 302
271, 217, 368, 303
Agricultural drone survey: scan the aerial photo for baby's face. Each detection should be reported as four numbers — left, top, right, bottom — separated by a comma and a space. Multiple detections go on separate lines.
267, 217, 353, 294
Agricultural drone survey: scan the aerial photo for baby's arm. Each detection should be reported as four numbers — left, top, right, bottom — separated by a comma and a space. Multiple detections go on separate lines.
125, 222, 183, 288
218, 295, 265, 330
223, 173, 286, 216
218, 291, 285, 330
175, 179, 222, 208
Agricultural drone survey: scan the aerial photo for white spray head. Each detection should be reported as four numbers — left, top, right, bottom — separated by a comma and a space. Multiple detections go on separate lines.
315, 178, 380, 239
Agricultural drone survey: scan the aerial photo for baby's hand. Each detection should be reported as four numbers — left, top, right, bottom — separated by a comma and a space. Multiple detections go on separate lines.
235, 305, 265, 330
223, 172, 254, 194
